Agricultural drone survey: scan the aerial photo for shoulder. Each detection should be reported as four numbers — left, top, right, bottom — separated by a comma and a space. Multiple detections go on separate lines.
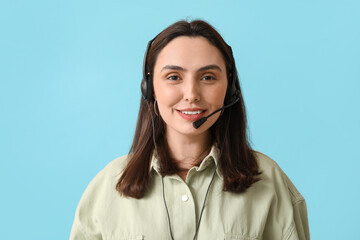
253, 151, 305, 204
84, 154, 130, 192
99, 154, 130, 179
253, 150, 284, 173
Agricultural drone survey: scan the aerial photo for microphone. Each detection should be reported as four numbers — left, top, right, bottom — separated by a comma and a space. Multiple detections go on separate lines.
193, 97, 240, 129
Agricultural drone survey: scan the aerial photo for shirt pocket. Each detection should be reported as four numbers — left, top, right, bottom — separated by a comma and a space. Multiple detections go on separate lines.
224, 233, 261, 240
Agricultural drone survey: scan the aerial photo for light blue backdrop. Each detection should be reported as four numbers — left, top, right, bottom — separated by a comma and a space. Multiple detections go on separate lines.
1, 0, 359, 239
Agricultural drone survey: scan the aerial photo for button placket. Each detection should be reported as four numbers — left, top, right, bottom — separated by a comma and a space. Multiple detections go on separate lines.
170, 179, 196, 239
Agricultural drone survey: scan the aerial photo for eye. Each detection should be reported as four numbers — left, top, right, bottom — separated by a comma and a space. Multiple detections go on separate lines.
201, 75, 216, 81
167, 75, 181, 81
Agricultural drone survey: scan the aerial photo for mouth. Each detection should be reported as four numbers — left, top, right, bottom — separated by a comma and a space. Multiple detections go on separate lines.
179, 110, 204, 115
176, 108, 206, 121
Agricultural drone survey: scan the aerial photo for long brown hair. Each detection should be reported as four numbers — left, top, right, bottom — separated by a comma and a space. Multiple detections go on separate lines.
116, 20, 261, 199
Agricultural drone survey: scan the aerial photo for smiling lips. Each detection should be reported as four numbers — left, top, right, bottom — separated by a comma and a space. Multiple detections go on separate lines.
176, 108, 206, 121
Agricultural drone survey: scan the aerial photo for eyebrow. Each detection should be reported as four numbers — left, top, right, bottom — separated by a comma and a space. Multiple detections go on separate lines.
161, 65, 186, 72
198, 64, 222, 72
160, 64, 222, 73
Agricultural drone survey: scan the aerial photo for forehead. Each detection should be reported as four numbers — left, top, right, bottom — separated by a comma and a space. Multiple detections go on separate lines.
154, 36, 226, 71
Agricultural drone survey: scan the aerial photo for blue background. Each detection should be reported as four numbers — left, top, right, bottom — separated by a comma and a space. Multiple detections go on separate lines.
1, 0, 359, 239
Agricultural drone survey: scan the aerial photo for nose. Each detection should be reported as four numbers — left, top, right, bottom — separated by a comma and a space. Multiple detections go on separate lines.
183, 78, 200, 103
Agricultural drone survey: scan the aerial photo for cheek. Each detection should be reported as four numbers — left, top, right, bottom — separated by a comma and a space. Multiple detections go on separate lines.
157, 88, 178, 103
208, 86, 227, 106
154, 83, 181, 111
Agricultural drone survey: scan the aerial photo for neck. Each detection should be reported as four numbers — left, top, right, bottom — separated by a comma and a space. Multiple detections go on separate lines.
165, 128, 212, 172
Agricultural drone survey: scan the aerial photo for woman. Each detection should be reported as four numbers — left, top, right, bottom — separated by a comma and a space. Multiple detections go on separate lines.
70, 20, 309, 240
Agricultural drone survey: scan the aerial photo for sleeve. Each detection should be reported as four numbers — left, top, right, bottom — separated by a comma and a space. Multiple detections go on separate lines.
292, 197, 310, 240
69, 221, 88, 240
69, 205, 103, 240
69, 156, 126, 240
69, 171, 107, 240
282, 170, 310, 240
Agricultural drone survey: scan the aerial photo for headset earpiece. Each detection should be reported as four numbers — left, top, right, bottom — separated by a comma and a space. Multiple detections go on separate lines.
224, 47, 240, 105
141, 38, 157, 101
141, 73, 154, 101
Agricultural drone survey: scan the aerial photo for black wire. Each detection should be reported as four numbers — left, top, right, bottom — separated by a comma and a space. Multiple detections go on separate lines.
162, 177, 174, 240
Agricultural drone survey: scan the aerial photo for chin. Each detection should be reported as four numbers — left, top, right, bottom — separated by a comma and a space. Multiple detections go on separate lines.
181, 124, 213, 136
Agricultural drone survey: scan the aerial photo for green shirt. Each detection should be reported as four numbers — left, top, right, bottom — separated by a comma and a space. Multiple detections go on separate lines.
70, 146, 309, 240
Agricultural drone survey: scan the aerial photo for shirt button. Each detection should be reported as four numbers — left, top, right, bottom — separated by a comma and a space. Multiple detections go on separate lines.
182, 194, 189, 202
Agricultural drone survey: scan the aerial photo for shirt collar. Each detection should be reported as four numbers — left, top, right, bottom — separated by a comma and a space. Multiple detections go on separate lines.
150, 144, 223, 179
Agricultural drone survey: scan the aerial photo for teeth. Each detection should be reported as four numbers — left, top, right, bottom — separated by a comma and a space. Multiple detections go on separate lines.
181, 111, 202, 115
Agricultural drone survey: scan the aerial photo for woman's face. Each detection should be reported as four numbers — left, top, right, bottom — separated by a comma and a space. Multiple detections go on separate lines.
153, 36, 228, 137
